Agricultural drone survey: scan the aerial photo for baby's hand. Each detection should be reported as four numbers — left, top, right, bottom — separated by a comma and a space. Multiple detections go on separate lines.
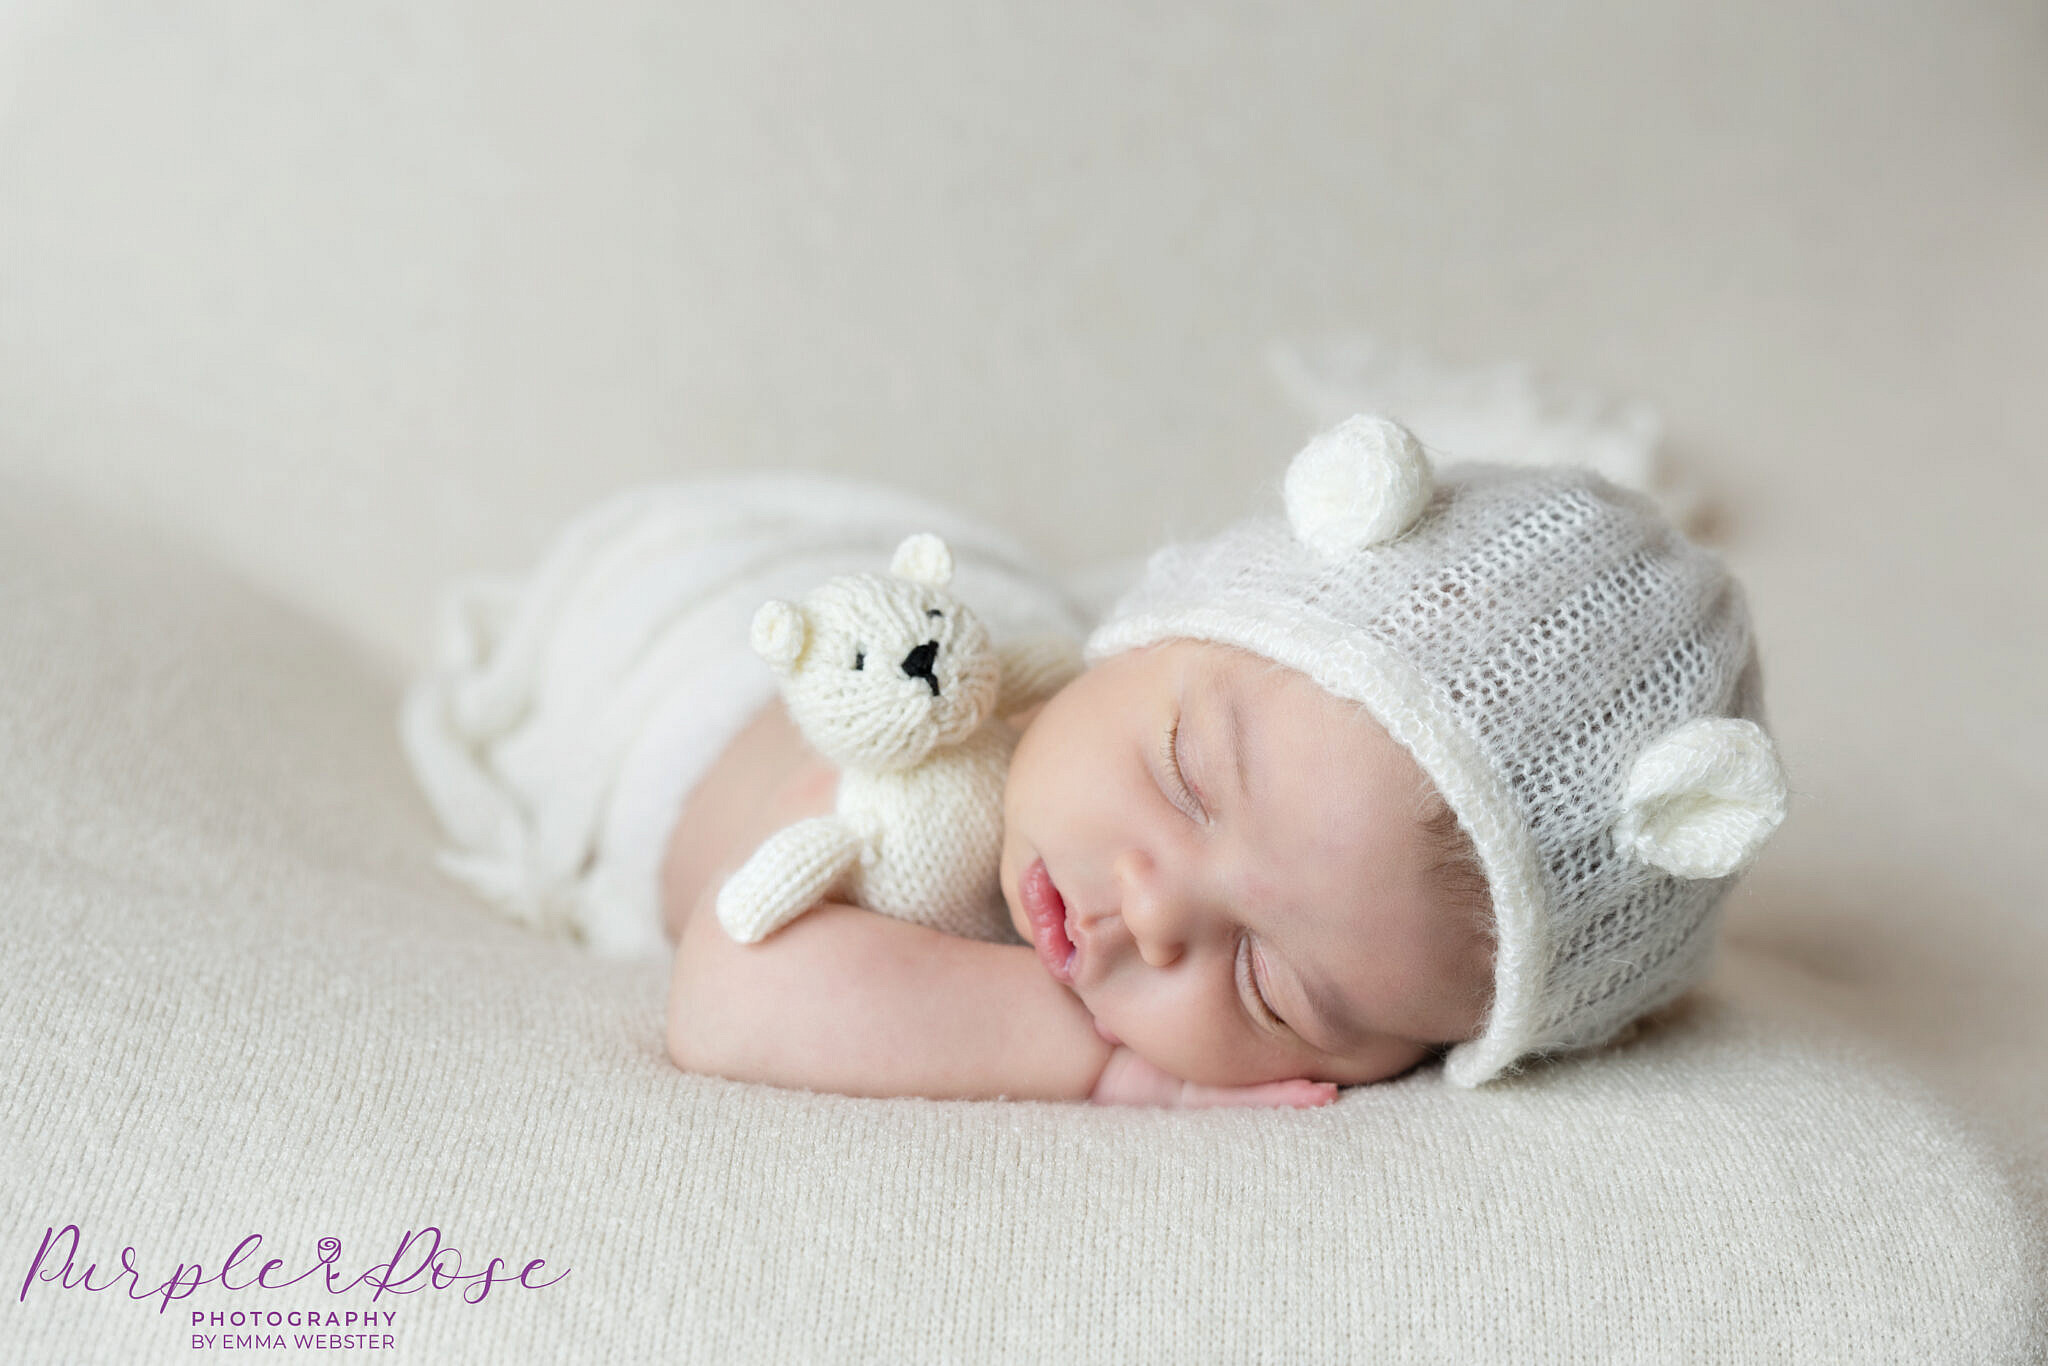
1088, 1046, 1337, 1109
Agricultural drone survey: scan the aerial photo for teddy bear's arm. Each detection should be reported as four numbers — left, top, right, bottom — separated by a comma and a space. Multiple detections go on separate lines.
714, 816, 867, 944
994, 634, 1084, 718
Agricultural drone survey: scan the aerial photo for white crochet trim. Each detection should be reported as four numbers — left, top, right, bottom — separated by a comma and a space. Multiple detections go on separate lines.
1085, 604, 1551, 1090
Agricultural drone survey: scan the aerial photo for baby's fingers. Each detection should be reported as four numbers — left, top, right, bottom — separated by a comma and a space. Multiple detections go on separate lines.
1178, 1078, 1337, 1109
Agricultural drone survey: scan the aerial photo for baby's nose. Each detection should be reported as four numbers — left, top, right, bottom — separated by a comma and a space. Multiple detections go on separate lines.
1114, 851, 1189, 969
900, 640, 940, 695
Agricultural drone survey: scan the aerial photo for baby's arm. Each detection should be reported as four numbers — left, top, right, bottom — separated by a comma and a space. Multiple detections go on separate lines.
668, 895, 1111, 1102
667, 893, 1337, 1106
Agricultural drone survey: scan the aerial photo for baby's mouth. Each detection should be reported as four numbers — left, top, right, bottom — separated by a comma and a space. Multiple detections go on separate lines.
1019, 857, 1077, 986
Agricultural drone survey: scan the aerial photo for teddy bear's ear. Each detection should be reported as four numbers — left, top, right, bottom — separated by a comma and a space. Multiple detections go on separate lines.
1283, 413, 1433, 557
1611, 717, 1788, 879
890, 533, 954, 588
749, 599, 808, 675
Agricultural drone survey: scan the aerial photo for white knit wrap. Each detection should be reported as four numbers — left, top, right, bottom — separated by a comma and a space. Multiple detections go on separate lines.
1084, 418, 1784, 1088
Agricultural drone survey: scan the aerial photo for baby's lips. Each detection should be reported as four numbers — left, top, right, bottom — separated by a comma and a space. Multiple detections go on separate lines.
1019, 856, 1076, 984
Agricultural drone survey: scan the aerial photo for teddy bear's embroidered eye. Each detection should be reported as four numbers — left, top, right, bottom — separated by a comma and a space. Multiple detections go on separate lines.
926, 608, 942, 619
853, 649, 865, 670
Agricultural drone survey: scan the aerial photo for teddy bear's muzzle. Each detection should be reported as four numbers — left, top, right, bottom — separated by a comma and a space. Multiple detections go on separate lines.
900, 640, 941, 695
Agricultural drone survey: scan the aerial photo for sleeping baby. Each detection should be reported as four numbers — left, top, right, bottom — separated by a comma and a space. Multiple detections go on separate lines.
402, 414, 1788, 1108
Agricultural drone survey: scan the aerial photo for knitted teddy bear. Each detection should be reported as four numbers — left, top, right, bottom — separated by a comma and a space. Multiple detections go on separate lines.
714, 532, 1082, 946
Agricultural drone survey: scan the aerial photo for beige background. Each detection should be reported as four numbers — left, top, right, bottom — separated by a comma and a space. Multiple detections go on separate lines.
2, 2, 2043, 1360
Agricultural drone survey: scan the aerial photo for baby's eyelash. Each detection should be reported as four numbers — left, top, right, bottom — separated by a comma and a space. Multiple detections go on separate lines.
1158, 717, 1201, 816
1237, 935, 1286, 1032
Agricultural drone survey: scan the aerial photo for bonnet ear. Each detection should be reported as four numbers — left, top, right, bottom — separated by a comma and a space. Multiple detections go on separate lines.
1283, 414, 1434, 557
749, 599, 808, 675
890, 532, 955, 588
1612, 717, 1788, 879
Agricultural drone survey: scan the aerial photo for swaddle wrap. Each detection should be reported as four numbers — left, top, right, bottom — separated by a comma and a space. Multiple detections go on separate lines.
400, 473, 1092, 959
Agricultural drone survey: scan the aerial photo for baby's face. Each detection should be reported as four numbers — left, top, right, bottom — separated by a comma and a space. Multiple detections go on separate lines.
1000, 639, 1495, 1088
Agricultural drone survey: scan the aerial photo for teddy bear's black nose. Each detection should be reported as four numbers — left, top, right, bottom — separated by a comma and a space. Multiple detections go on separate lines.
900, 640, 940, 696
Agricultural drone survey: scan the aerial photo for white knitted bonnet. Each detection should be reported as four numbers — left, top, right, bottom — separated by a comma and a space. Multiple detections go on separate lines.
1083, 415, 1788, 1088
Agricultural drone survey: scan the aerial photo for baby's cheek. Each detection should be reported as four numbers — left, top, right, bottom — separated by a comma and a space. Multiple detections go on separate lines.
1314, 1036, 1437, 1088
1104, 994, 1303, 1089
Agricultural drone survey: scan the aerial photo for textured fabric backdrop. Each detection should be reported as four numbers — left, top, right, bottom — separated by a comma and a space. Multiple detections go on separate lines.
2, 478, 2038, 1361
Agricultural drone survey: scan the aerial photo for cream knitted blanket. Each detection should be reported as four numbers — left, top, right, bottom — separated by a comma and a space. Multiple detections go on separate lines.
5, 466, 2042, 1365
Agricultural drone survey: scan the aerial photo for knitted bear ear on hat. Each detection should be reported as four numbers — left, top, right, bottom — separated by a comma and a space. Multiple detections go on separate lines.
1612, 717, 1789, 879
890, 532, 955, 587
1283, 414, 1434, 557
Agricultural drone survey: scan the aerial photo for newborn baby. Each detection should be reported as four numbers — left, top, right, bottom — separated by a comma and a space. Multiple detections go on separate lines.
661, 635, 1495, 1107
405, 414, 1787, 1108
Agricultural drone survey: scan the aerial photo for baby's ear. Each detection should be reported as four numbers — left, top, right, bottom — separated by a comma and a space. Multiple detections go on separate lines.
889, 532, 954, 588
749, 600, 808, 675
